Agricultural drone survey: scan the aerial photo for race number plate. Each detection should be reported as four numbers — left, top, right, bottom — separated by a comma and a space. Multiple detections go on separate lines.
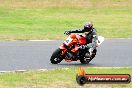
64, 36, 73, 45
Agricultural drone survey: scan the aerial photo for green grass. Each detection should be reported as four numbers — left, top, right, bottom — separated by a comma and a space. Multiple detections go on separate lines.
0, 67, 132, 88
0, 0, 132, 40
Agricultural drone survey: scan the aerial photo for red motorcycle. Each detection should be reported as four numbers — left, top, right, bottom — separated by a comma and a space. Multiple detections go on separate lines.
50, 33, 104, 64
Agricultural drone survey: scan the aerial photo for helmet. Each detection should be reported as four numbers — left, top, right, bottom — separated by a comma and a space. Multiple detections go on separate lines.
84, 22, 93, 32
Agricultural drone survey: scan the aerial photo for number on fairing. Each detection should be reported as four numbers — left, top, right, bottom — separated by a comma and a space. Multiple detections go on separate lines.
64, 37, 73, 45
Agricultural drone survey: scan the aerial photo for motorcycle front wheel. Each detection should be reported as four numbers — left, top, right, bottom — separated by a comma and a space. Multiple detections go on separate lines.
50, 48, 63, 64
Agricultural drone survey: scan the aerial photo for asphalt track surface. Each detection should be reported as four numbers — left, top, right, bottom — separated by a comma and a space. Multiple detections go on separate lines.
0, 39, 132, 71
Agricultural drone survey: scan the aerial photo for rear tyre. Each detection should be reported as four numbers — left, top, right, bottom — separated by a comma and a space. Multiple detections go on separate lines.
50, 48, 63, 64
80, 57, 92, 64
91, 49, 97, 58
80, 49, 97, 64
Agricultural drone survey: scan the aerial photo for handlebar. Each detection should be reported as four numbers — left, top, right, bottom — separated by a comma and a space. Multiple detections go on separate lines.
64, 31, 71, 35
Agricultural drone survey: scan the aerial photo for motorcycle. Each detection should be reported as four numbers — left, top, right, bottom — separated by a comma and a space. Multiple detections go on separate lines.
50, 33, 104, 64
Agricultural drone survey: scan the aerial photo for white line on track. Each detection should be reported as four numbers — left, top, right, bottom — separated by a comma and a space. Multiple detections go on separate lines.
28, 40, 57, 41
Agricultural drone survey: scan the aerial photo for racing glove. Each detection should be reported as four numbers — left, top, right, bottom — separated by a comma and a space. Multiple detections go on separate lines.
64, 31, 71, 35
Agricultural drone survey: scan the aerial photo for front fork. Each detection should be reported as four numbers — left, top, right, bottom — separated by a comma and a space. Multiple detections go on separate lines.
59, 44, 68, 56
59, 43, 79, 54
59, 44, 80, 61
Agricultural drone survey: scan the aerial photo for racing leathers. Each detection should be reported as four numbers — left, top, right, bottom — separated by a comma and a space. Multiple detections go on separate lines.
65, 28, 98, 55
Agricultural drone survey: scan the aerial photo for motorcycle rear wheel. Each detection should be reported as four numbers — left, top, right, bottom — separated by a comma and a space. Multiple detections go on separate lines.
80, 49, 97, 64
50, 48, 63, 64
80, 57, 92, 64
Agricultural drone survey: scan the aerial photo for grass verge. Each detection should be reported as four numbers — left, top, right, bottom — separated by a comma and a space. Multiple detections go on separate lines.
0, 67, 132, 88
0, 0, 132, 40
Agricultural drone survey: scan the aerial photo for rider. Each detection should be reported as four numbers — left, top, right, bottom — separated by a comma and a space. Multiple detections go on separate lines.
64, 22, 98, 55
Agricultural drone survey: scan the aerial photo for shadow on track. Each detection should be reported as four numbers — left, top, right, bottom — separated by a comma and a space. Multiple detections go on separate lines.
50, 62, 102, 68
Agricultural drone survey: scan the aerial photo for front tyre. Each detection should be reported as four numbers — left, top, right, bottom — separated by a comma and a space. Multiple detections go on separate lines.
50, 48, 63, 64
